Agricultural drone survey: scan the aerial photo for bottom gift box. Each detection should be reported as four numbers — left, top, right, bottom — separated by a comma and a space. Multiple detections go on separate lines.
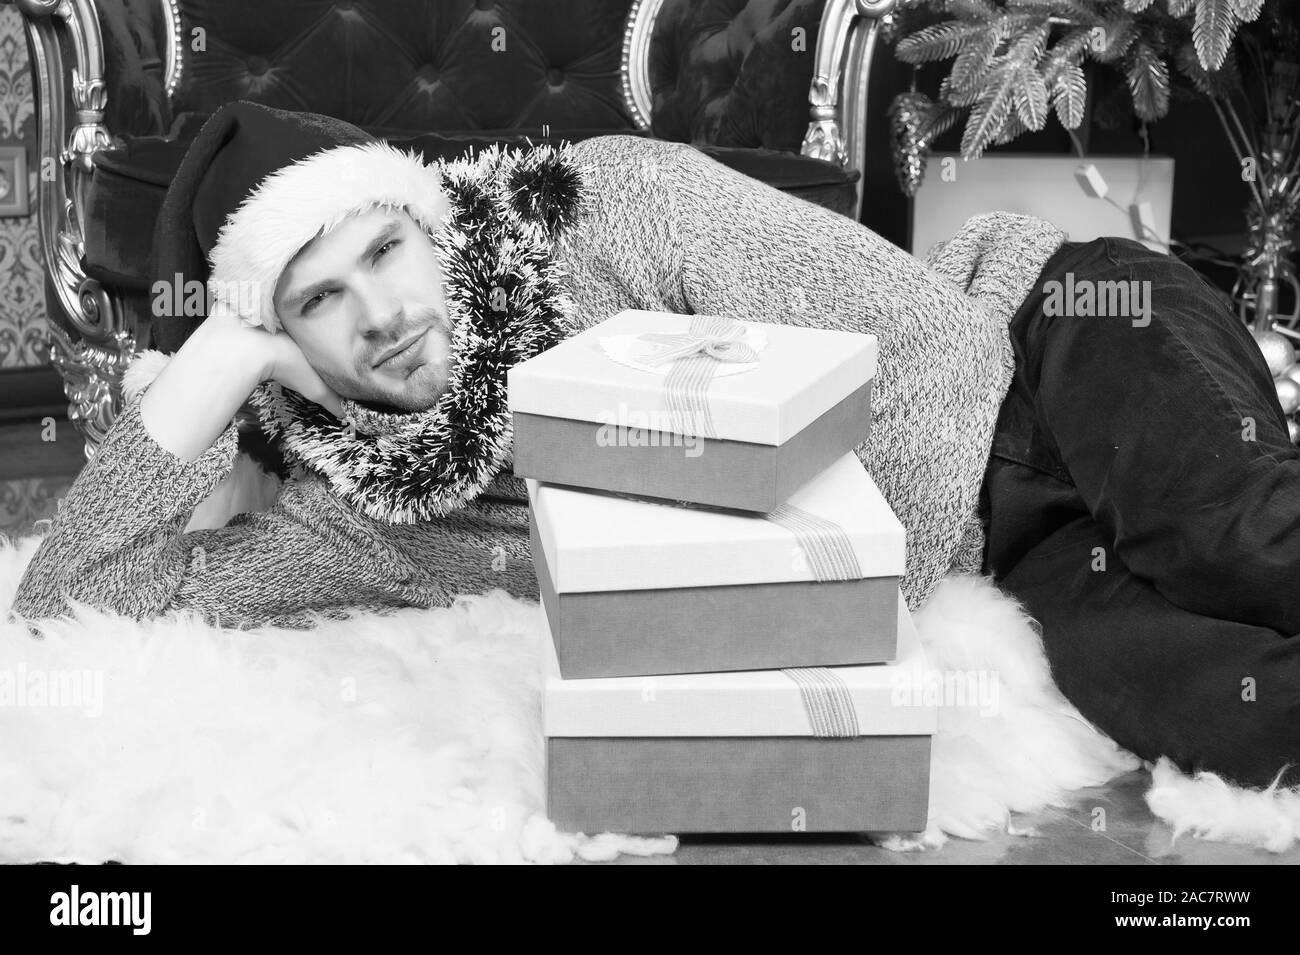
542, 591, 937, 834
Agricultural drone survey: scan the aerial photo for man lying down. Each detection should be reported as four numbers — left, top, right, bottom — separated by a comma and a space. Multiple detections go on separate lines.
12, 101, 1300, 791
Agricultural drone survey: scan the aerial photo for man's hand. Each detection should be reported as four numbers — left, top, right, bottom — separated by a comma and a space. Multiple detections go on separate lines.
141, 309, 343, 462
237, 316, 346, 419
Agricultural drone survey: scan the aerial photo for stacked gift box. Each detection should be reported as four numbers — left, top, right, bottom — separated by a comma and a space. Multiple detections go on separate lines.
507, 309, 936, 834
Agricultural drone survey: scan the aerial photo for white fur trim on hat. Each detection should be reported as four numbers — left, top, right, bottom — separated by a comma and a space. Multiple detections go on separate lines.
205, 140, 450, 333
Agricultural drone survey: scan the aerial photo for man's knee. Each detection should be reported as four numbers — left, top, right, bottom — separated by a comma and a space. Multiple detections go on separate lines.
1004, 536, 1300, 790
1050, 614, 1300, 790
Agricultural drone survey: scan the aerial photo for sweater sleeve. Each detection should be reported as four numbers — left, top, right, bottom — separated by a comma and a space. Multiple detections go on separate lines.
11, 392, 242, 622
8, 393, 419, 629
557, 136, 692, 330
631, 138, 1018, 612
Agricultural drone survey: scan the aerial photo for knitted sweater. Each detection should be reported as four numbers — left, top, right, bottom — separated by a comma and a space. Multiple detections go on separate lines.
11, 134, 1066, 630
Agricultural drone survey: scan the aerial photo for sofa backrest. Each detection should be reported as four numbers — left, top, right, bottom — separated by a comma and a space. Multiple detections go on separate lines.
649, 0, 828, 154
166, 0, 639, 135
102, 0, 831, 150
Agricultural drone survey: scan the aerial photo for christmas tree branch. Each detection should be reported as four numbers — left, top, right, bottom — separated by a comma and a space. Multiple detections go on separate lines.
1207, 95, 1265, 207
888, 0, 1266, 173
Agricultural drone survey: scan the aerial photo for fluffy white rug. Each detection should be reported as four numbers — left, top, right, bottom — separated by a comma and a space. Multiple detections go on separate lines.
1145, 759, 1300, 854
3, 530, 1298, 862
0, 535, 672, 864
871, 573, 1140, 850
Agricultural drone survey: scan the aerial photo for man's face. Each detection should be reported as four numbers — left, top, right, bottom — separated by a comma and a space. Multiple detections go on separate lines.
273, 207, 453, 412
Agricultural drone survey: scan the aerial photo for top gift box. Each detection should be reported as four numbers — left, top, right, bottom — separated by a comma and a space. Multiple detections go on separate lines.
507, 310, 878, 512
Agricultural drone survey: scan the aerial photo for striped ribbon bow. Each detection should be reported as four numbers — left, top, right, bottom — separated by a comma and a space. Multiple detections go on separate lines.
628, 322, 759, 367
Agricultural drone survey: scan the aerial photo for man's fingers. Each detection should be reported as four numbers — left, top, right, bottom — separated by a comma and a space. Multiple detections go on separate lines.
308, 387, 345, 420
264, 335, 345, 419
289, 371, 344, 419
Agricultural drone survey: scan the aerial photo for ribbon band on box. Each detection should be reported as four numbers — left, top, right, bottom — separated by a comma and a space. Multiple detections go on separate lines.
764, 503, 863, 582
769, 502, 863, 737
625, 315, 758, 440
782, 667, 861, 737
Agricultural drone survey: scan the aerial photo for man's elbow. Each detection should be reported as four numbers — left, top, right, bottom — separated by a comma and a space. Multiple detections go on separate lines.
8, 566, 72, 630
9, 552, 162, 628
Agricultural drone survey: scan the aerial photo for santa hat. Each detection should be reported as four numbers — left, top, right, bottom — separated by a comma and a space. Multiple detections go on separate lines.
149, 100, 449, 352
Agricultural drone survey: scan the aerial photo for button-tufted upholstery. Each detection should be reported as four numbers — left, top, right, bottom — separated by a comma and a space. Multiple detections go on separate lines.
75, 0, 859, 348
169, 0, 639, 133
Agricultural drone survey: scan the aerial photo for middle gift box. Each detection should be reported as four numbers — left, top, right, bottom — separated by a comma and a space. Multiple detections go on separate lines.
528, 452, 906, 679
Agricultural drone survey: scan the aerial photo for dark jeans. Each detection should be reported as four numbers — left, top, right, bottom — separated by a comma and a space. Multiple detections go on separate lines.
982, 236, 1300, 789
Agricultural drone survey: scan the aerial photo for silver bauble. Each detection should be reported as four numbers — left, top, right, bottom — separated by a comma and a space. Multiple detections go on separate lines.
1253, 329, 1296, 378
1276, 376, 1300, 415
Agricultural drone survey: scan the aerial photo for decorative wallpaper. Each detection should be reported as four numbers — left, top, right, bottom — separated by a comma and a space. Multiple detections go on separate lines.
0, 4, 48, 370
0, 476, 70, 538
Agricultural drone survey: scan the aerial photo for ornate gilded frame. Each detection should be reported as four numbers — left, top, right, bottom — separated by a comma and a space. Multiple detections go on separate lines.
16, 0, 184, 456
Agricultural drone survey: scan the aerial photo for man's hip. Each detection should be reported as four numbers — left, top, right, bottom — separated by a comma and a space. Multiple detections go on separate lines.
982, 236, 1300, 634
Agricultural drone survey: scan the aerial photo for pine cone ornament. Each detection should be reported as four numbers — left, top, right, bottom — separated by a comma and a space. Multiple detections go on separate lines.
889, 91, 933, 198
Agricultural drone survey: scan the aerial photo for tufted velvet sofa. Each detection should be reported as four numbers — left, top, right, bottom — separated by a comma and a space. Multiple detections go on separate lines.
15, 0, 899, 450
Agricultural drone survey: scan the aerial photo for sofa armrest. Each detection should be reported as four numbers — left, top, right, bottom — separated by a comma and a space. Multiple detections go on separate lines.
802, 0, 898, 222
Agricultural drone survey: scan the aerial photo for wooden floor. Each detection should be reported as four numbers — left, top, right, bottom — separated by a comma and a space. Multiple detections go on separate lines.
4, 416, 1299, 865
0, 415, 85, 538
626, 770, 1300, 865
